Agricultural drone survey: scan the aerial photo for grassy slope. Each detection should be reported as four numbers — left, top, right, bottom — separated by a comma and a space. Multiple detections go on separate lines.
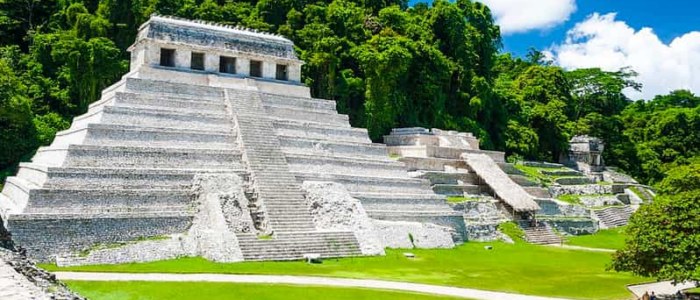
566, 227, 628, 250
47, 242, 643, 300
65, 281, 468, 300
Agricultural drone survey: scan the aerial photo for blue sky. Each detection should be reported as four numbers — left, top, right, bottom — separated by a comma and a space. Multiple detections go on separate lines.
409, 0, 700, 99
500, 0, 699, 56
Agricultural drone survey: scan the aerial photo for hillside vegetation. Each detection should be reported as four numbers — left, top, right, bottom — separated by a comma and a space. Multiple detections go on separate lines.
2, 0, 699, 283
1, 0, 699, 186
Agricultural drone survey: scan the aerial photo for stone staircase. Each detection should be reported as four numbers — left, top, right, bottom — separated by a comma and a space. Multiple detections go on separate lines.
236, 231, 360, 261
2, 75, 464, 261
1, 78, 243, 261
521, 223, 561, 245
256, 92, 465, 235
594, 206, 635, 228
226, 88, 362, 259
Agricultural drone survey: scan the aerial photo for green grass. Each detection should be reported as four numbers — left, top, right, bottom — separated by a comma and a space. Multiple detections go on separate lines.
65, 281, 468, 300
566, 227, 627, 250
497, 221, 526, 242
514, 164, 575, 187
445, 196, 480, 203
45, 242, 644, 300
557, 194, 582, 204
687, 287, 700, 294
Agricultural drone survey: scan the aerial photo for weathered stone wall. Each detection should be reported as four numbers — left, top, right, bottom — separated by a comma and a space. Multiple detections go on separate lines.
452, 200, 511, 242
10, 215, 192, 262
302, 181, 384, 255
1, 249, 84, 300
542, 218, 598, 235
535, 198, 590, 218
548, 184, 613, 197
55, 173, 250, 266
372, 220, 455, 249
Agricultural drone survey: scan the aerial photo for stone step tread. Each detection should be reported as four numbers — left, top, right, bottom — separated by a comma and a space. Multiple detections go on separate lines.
59, 144, 241, 155
367, 210, 461, 216
115, 94, 226, 109
113, 102, 226, 116
284, 153, 401, 167
273, 119, 366, 133
263, 103, 342, 116
9, 211, 194, 220
351, 192, 445, 200
102, 104, 229, 119
260, 92, 336, 108
292, 172, 428, 184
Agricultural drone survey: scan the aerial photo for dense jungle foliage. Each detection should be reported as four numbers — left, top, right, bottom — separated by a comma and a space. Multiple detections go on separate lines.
1, 0, 699, 282
1, 0, 699, 185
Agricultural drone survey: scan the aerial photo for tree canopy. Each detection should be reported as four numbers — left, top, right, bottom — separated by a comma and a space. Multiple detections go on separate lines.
1, 0, 699, 283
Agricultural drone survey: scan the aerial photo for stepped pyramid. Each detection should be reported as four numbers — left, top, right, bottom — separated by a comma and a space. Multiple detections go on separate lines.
0, 15, 464, 262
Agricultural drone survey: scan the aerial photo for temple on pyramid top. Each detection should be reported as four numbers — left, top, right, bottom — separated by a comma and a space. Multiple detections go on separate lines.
128, 15, 302, 84
0, 15, 467, 264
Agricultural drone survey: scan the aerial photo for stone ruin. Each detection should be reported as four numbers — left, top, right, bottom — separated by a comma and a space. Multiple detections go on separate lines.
384, 128, 550, 242
0, 15, 465, 264
560, 135, 606, 181
383, 128, 647, 243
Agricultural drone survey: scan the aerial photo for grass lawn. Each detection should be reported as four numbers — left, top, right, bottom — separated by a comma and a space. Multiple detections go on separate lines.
65, 281, 468, 300
46, 242, 644, 300
514, 164, 573, 187
566, 227, 628, 250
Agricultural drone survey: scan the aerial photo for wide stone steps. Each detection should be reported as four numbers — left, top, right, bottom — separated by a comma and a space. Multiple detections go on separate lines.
8, 211, 193, 261
399, 157, 469, 172
278, 136, 389, 158
353, 192, 451, 211
54, 123, 236, 149
263, 104, 349, 126
273, 120, 370, 144
292, 172, 434, 194
285, 153, 409, 178
594, 206, 635, 228
413, 171, 479, 185
31, 165, 247, 190
229, 91, 320, 235
522, 225, 561, 245
236, 231, 361, 261
39, 145, 243, 169
112, 92, 226, 113
260, 93, 337, 111
432, 184, 482, 196
97, 105, 232, 131
122, 77, 224, 100
22, 188, 193, 213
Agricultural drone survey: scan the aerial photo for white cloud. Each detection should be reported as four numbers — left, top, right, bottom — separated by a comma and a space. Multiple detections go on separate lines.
548, 13, 700, 100
477, 0, 576, 34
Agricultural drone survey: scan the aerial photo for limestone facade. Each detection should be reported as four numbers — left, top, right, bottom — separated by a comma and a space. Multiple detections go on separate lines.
0, 16, 465, 263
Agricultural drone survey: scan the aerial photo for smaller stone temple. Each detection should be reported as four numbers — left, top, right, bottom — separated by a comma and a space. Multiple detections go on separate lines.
384, 128, 540, 217
560, 135, 605, 181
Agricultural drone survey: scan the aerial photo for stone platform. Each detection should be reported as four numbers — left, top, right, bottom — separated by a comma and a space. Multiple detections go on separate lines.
0, 16, 464, 263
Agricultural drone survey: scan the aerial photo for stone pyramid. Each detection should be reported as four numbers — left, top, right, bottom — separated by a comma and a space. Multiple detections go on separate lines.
0, 15, 465, 263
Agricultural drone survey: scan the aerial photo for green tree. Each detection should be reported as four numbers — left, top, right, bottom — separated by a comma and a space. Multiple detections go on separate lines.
612, 161, 700, 282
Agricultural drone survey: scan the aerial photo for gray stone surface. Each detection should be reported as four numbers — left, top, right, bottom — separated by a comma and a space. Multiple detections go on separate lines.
0, 249, 83, 300
464, 153, 540, 212
1, 15, 464, 262
541, 218, 598, 235
535, 199, 591, 218
302, 181, 384, 256
548, 184, 613, 197
373, 220, 455, 249
579, 195, 624, 207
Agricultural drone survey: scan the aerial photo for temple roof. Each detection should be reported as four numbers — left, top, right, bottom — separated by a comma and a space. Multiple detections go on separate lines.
133, 15, 298, 60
